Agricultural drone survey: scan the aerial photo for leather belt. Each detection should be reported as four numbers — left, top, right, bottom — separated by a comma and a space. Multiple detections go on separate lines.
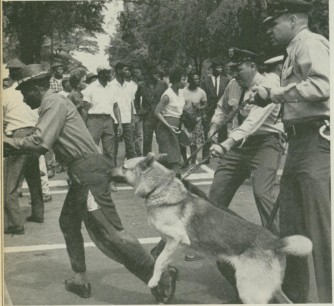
88, 114, 111, 117
285, 118, 328, 138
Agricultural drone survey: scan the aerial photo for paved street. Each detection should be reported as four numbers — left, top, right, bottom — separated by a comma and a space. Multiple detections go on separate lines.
4, 140, 281, 305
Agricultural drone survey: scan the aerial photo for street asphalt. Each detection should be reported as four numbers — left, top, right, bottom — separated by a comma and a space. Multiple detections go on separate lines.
3, 139, 281, 305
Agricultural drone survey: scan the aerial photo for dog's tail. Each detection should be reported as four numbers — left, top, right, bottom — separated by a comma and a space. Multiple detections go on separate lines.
275, 235, 313, 256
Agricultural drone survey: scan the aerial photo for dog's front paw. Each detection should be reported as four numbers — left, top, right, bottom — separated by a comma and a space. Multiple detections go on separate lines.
148, 277, 159, 289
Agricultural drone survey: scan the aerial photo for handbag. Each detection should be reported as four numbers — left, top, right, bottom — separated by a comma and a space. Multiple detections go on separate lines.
180, 110, 197, 132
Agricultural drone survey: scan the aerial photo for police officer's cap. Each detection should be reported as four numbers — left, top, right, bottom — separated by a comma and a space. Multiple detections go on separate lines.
228, 48, 260, 66
263, 0, 313, 26
264, 55, 284, 65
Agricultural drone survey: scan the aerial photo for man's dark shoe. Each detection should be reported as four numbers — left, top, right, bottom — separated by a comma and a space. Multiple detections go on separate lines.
151, 266, 178, 304
4, 226, 25, 235
26, 215, 44, 223
64, 279, 91, 298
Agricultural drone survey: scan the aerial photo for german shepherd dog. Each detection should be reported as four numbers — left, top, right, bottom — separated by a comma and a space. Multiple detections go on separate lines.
111, 153, 312, 304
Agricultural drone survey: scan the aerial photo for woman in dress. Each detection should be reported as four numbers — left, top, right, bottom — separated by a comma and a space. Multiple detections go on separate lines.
181, 72, 207, 166
155, 68, 187, 172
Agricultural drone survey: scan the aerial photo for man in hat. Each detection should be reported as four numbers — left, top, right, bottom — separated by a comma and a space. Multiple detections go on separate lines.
49, 62, 64, 92
201, 59, 230, 161
3, 64, 177, 303
208, 48, 284, 234
84, 65, 122, 191
263, 55, 284, 81
134, 65, 168, 156
3, 59, 44, 234
252, 0, 331, 302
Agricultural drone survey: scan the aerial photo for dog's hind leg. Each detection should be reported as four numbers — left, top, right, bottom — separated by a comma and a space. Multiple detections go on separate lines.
148, 238, 180, 288
272, 288, 292, 304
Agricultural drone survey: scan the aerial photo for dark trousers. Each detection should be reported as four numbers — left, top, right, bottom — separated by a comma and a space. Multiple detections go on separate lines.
142, 115, 159, 156
209, 134, 283, 235
86, 115, 116, 164
133, 115, 143, 156
4, 128, 44, 228
59, 154, 154, 283
279, 130, 331, 303
114, 123, 136, 164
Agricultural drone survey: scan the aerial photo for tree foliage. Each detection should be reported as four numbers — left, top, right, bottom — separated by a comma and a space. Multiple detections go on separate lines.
107, 0, 328, 75
2, 1, 107, 65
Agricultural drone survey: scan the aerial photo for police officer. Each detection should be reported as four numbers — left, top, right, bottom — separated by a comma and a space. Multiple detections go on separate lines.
253, 0, 331, 302
208, 48, 284, 234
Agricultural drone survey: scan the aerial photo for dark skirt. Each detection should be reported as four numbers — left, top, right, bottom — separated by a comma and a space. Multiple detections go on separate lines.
156, 116, 181, 164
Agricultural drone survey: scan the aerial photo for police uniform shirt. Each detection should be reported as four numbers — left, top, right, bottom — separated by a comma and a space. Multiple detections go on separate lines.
211, 72, 284, 142
280, 28, 330, 124
3, 83, 38, 135
6, 90, 100, 163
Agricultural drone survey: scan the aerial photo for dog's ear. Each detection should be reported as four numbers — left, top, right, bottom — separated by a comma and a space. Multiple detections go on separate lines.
138, 152, 155, 170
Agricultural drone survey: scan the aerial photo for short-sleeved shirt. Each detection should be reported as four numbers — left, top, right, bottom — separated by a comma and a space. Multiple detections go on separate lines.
280, 28, 330, 124
6, 90, 100, 164
3, 83, 38, 135
49, 76, 63, 92
109, 79, 134, 124
211, 72, 284, 142
83, 79, 115, 118
160, 87, 185, 118
183, 86, 207, 113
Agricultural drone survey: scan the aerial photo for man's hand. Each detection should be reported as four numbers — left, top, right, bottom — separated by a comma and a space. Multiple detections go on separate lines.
83, 101, 92, 109
270, 87, 286, 104
250, 86, 271, 107
210, 137, 235, 158
210, 144, 225, 158
117, 124, 123, 137
251, 86, 286, 105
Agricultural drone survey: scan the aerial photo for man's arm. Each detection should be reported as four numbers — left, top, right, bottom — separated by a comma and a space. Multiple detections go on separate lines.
4, 98, 67, 154
283, 38, 329, 103
113, 102, 123, 136
134, 83, 142, 114
254, 38, 329, 105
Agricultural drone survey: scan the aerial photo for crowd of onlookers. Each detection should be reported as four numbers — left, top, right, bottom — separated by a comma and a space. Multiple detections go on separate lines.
2, 56, 284, 234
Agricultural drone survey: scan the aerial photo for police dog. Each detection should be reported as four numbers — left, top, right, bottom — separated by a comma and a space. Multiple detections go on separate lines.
112, 153, 312, 304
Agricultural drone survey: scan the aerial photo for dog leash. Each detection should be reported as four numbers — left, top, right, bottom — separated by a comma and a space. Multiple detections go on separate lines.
180, 97, 252, 170
181, 156, 210, 179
